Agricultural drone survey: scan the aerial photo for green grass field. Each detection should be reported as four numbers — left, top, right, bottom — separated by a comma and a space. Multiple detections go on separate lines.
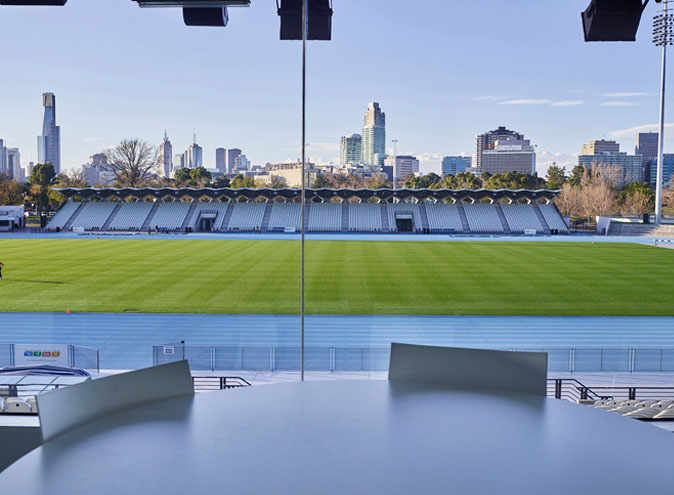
0, 238, 672, 316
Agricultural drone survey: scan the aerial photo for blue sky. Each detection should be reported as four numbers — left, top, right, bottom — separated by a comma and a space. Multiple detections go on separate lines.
0, 0, 672, 176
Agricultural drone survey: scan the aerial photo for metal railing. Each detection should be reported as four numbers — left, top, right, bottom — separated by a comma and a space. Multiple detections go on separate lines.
154, 345, 674, 373
192, 376, 252, 391
548, 379, 674, 403
0, 344, 100, 373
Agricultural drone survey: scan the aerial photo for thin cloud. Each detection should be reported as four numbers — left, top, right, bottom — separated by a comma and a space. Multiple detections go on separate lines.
601, 101, 638, 107
550, 100, 585, 107
498, 99, 552, 105
473, 95, 509, 102
609, 123, 674, 139
601, 92, 651, 97
567, 89, 590, 94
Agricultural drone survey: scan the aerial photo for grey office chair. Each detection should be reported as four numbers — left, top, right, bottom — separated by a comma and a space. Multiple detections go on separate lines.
388, 343, 547, 396
37, 360, 194, 442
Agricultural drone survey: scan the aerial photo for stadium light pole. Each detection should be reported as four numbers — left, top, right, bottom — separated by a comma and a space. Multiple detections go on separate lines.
300, 0, 307, 381
392, 139, 397, 189
653, 0, 672, 224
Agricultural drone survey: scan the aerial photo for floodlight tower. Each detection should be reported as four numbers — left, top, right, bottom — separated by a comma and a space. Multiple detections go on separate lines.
653, 0, 673, 224
392, 139, 398, 189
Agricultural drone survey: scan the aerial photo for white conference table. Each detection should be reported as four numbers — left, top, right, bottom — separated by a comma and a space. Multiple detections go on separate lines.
2, 380, 674, 494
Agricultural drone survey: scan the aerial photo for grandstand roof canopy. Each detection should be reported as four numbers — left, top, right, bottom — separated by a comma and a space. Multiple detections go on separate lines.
54, 187, 560, 203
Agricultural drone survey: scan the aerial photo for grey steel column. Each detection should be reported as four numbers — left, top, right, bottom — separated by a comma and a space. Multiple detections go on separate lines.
301, 0, 307, 381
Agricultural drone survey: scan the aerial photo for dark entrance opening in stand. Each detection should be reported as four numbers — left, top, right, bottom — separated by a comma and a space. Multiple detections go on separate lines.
199, 213, 216, 232
395, 214, 413, 232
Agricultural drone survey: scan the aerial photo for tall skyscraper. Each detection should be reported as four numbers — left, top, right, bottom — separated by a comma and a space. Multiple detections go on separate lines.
340, 133, 362, 166
215, 148, 226, 173
228, 148, 242, 174
186, 135, 203, 169
37, 92, 61, 174
7, 148, 21, 179
441, 156, 471, 176
475, 126, 524, 170
636, 132, 659, 184
0, 139, 7, 176
158, 131, 173, 178
361, 102, 386, 166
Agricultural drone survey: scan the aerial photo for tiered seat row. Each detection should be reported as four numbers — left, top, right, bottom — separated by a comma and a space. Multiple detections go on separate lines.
593, 399, 674, 419
348, 204, 382, 232
188, 203, 230, 231
308, 203, 341, 232
108, 203, 154, 231
46, 201, 80, 230
500, 204, 544, 233
268, 203, 301, 231
463, 204, 504, 233
227, 203, 266, 231
70, 202, 117, 231
425, 204, 463, 233
538, 204, 568, 233
386, 203, 423, 232
151, 202, 191, 231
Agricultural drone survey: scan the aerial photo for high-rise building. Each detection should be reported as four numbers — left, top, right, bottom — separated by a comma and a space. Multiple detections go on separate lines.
362, 102, 386, 166
581, 139, 620, 156
636, 132, 659, 184
81, 154, 114, 186
228, 148, 242, 174
37, 92, 61, 174
158, 132, 173, 178
441, 156, 471, 176
173, 154, 185, 172
215, 148, 226, 173
7, 148, 21, 179
475, 126, 524, 170
648, 154, 674, 189
578, 139, 643, 186
187, 140, 203, 169
0, 139, 7, 176
340, 133, 362, 166
481, 139, 536, 175
384, 155, 419, 180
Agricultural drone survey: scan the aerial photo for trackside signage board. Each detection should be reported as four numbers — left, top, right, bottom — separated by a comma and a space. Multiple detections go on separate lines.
14, 344, 69, 367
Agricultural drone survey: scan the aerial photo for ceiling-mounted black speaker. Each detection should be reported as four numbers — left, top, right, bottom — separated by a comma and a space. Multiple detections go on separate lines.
278, 0, 332, 41
0, 0, 67, 4
183, 6, 228, 26
581, 0, 648, 41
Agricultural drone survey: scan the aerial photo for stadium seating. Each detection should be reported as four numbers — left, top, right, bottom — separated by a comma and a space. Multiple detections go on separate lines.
425, 204, 464, 233
268, 203, 301, 231
349, 203, 382, 232
500, 204, 545, 233
227, 203, 266, 231
108, 203, 154, 231
188, 202, 229, 231
538, 204, 569, 233
387, 203, 423, 232
70, 202, 117, 231
3, 397, 32, 413
46, 201, 80, 230
463, 204, 504, 233
151, 202, 191, 231
308, 203, 342, 232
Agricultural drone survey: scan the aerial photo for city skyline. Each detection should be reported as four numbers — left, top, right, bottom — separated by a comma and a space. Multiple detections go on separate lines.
0, 1, 672, 176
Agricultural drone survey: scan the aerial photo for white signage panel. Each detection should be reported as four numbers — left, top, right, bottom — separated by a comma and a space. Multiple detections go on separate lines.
14, 344, 69, 367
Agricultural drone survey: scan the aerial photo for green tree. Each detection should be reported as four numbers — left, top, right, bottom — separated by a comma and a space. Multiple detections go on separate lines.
230, 174, 255, 188
211, 176, 230, 188
27, 163, 56, 212
189, 167, 211, 185
173, 168, 192, 185
29, 163, 56, 188
365, 174, 391, 189
618, 181, 655, 215
404, 173, 441, 189
311, 175, 330, 188
444, 172, 482, 189
0, 175, 23, 205
545, 164, 567, 190
568, 164, 586, 187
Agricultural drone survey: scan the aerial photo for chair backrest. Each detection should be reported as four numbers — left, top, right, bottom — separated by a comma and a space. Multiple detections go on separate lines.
388, 343, 547, 396
37, 360, 193, 442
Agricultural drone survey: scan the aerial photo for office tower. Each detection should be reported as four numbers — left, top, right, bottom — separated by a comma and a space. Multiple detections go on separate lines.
578, 139, 643, 186
384, 155, 419, 180
186, 135, 203, 169
581, 139, 620, 155
362, 102, 386, 166
173, 154, 185, 171
37, 92, 61, 174
475, 126, 524, 170
81, 154, 114, 185
636, 132, 659, 184
648, 154, 674, 189
441, 156, 471, 176
0, 139, 6, 175
228, 148, 242, 174
481, 139, 536, 175
158, 132, 173, 178
340, 133, 362, 166
215, 148, 226, 173
7, 148, 21, 179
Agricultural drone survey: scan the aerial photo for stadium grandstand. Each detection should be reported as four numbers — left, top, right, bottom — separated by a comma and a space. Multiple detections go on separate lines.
47, 187, 568, 235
